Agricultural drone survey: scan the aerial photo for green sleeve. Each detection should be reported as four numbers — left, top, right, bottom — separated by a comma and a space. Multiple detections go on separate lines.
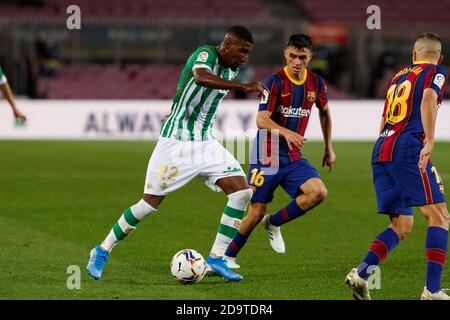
191, 45, 218, 71
0, 66, 7, 85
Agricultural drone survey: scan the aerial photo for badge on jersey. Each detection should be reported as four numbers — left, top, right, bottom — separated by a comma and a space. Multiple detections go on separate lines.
433, 73, 445, 90
260, 89, 269, 104
196, 52, 209, 63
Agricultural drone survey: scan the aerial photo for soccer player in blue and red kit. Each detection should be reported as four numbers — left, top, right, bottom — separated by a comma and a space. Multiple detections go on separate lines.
221, 34, 336, 277
345, 32, 449, 300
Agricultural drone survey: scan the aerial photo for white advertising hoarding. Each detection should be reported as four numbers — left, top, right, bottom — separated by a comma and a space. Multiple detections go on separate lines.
0, 99, 449, 141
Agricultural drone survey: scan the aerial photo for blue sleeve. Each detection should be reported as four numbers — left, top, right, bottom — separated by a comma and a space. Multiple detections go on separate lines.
425, 65, 447, 97
316, 75, 328, 109
259, 75, 281, 113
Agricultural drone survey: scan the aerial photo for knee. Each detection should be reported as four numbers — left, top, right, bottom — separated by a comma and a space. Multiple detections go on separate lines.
228, 188, 253, 206
131, 199, 157, 220
241, 188, 254, 203
429, 210, 450, 229
142, 194, 164, 209
309, 185, 328, 205
390, 222, 413, 240
395, 225, 413, 240
248, 209, 264, 224
421, 204, 450, 229
248, 203, 266, 224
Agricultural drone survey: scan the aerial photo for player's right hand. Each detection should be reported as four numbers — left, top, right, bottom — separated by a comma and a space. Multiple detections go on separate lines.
419, 140, 433, 171
283, 130, 306, 150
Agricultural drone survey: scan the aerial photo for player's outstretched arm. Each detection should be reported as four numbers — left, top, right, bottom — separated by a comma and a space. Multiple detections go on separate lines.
0, 83, 27, 123
193, 68, 266, 94
419, 88, 438, 169
256, 110, 306, 150
318, 104, 336, 172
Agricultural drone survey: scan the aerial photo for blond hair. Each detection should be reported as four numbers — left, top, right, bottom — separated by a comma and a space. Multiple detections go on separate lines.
414, 32, 442, 62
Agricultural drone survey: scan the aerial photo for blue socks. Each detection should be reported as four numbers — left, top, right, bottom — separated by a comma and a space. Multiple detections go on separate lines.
269, 199, 305, 227
425, 227, 448, 293
225, 232, 248, 258
357, 228, 399, 280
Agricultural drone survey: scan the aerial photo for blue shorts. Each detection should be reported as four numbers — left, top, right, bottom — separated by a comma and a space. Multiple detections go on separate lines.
248, 159, 321, 203
372, 162, 446, 215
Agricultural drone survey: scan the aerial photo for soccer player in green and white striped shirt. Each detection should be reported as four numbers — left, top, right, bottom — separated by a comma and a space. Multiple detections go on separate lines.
0, 66, 27, 123
160, 44, 241, 141
87, 26, 266, 282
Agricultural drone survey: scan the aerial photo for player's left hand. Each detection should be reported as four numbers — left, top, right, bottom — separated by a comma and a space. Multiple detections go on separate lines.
322, 148, 336, 172
419, 141, 433, 171
242, 81, 268, 95
13, 108, 27, 123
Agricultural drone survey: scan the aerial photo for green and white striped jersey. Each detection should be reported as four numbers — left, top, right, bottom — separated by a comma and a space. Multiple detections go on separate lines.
0, 66, 7, 85
160, 45, 239, 141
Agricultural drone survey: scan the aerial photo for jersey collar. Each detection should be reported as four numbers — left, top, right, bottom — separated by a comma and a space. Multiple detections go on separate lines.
283, 67, 307, 85
413, 60, 432, 64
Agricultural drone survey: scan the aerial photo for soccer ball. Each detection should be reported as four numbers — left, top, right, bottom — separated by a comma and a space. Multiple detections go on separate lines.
170, 249, 207, 284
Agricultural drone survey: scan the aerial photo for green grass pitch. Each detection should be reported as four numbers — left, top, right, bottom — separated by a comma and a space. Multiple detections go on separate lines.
0, 140, 449, 300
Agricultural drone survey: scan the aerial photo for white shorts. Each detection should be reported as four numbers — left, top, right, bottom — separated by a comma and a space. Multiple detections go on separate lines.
144, 137, 246, 196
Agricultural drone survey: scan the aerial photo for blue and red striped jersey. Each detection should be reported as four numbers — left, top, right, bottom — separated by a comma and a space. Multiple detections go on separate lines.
372, 62, 448, 164
254, 67, 328, 167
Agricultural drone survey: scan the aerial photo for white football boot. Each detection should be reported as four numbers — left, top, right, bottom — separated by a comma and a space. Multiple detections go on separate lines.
345, 268, 371, 300
420, 287, 450, 300
261, 214, 285, 254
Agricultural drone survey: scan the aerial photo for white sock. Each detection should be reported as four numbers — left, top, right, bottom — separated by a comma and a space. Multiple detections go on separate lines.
210, 188, 253, 258
101, 199, 156, 252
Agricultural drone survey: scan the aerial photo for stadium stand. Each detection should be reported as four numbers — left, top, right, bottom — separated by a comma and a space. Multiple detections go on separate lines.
37, 64, 181, 99
0, 0, 275, 21
36, 63, 352, 99
4, 0, 447, 99
295, 0, 449, 25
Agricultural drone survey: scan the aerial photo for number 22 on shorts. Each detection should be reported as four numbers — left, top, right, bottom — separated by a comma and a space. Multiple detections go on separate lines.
158, 164, 179, 183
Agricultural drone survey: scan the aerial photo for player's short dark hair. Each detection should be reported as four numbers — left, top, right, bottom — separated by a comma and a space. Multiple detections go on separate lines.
287, 34, 312, 51
415, 32, 442, 46
227, 25, 254, 44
